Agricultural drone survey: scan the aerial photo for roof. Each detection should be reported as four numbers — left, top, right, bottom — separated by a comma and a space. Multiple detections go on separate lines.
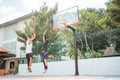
0, 47, 9, 53
0, 47, 16, 58
4, 57, 20, 60
0, 53, 16, 58
0, 13, 33, 27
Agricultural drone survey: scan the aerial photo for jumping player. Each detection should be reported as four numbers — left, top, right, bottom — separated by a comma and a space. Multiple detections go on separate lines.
25, 28, 36, 72
42, 29, 48, 73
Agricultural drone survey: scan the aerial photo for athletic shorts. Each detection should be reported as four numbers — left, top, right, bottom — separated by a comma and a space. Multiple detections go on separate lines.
26, 53, 33, 59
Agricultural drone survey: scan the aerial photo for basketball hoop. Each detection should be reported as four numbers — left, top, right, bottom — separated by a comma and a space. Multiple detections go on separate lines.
52, 6, 80, 75
59, 21, 80, 27
52, 6, 79, 31
52, 21, 80, 31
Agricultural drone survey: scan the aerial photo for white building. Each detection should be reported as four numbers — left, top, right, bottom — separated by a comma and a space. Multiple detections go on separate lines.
0, 13, 32, 75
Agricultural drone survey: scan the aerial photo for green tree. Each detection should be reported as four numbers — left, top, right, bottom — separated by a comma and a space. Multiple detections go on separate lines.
106, 0, 120, 52
78, 9, 104, 49
77, 8, 108, 58
106, 0, 120, 27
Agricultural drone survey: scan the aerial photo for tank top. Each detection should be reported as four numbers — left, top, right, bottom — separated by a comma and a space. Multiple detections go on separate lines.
25, 40, 33, 54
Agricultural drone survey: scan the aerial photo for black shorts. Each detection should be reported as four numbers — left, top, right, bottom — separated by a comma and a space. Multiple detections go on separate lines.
26, 53, 33, 66
26, 53, 33, 59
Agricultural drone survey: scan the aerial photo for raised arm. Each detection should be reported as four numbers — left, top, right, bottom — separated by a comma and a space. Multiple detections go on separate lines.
29, 28, 36, 41
30, 33, 36, 41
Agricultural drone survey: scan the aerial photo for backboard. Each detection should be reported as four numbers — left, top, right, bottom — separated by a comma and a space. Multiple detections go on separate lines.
53, 6, 79, 30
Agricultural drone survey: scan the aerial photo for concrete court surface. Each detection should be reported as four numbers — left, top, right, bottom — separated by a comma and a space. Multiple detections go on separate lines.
0, 75, 120, 80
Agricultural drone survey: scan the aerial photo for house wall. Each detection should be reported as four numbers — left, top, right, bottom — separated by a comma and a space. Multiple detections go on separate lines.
0, 27, 3, 46
5, 59, 19, 71
0, 18, 31, 58
0, 16, 31, 74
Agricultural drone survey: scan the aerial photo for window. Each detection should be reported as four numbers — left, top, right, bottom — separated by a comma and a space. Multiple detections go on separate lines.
3, 25, 17, 41
10, 62, 15, 69
3, 41, 16, 54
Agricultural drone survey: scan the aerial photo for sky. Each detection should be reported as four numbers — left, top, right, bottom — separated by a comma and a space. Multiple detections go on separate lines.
0, 0, 109, 24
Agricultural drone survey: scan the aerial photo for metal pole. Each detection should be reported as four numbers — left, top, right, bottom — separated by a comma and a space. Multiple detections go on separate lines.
67, 26, 79, 76
20, 48, 22, 64
36, 41, 39, 62
84, 33, 88, 58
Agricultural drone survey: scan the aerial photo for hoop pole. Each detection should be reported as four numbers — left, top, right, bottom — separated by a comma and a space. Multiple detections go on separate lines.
67, 26, 79, 76
53, 22, 80, 76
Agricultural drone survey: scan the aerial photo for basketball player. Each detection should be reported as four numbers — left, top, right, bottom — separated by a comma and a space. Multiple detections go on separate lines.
42, 29, 48, 73
25, 28, 36, 72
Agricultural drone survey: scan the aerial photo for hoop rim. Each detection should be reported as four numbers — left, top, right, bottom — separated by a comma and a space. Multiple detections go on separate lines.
52, 21, 80, 31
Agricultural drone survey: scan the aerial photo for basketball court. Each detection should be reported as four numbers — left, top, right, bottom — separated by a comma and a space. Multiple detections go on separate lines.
0, 75, 120, 80
1, 6, 119, 80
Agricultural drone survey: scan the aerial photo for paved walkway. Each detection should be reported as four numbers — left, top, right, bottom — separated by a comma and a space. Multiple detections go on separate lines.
0, 75, 120, 80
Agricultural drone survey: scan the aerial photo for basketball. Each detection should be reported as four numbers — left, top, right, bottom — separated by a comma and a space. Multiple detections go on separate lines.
30, 28, 35, 33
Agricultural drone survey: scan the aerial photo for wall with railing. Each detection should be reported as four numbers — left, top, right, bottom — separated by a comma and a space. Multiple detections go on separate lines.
18, 56, 120, 76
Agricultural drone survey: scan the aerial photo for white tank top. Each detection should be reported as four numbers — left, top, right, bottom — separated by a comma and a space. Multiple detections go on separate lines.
25, 40, 33, 54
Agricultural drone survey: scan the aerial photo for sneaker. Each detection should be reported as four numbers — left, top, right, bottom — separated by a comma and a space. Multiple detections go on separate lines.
28, 68, 32, 73
43, 69, 47, 73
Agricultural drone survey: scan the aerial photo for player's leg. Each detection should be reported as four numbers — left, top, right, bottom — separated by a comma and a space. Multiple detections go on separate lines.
44, 59, 48, 69
26, 54, 30, 71
43, 59, 48, 73
28, 53, 33, 72
28, 57, 32, 72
